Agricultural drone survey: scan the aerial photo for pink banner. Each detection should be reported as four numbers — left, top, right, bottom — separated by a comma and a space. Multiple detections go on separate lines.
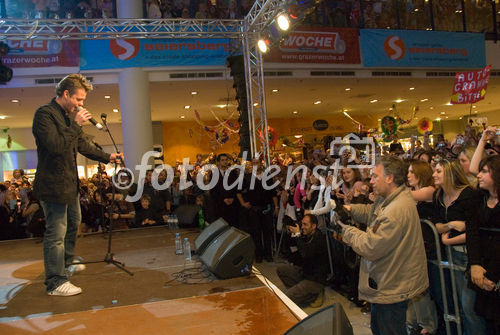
450, 65, 491, 104
2, 40, 79, 68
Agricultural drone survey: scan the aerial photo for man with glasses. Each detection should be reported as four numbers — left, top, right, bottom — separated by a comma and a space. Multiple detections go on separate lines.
338, 156, 428, 335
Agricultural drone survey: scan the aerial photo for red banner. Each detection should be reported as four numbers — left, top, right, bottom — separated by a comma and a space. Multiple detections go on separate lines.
264, 26, 360, 64
450, 65, 491, 104
2, 40, 79, 68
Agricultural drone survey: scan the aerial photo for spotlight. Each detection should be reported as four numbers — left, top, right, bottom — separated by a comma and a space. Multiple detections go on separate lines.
287, 2, 301, 21
0, 42, 9, 57
0, 60, 12, 83
276, 14, 290, 31
257, 39, 270, 53
0, 42, 12, 83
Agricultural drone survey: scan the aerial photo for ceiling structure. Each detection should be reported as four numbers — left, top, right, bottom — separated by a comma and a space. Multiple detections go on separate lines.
1, 73, 499, 130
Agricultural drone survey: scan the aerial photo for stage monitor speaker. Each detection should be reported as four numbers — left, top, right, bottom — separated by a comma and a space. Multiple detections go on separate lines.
199, 227, 255, 279
284, 303, 353, 335
194, 217, 230, 255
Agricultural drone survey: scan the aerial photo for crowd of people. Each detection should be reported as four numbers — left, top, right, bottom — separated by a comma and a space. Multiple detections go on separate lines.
2, 0, 496, 34
1, 123, 499, 333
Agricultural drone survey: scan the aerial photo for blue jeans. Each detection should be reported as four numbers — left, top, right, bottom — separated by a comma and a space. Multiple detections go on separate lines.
40, 196, 81, 292
371, 300, 408, 335
451, 249, 487, 335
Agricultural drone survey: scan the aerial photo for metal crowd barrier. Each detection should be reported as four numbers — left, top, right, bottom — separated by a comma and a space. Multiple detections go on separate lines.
421, 219, 463, 335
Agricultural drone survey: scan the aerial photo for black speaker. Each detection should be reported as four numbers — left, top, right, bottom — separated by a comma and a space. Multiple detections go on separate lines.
284, 303, 353, 335
199, 227, 255, 279
194, 217, 230, 255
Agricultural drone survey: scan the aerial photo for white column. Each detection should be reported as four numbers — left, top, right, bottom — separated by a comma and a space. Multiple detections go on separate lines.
119, 68, 154, 177
116, 1, 153, 178
116, 0, 143, 19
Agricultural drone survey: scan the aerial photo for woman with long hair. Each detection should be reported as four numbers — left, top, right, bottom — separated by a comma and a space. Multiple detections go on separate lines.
458, 147, 481, 186
337, 167, 363, 205
407, 160, 438, 335
467, 154, 500, 334
432, 159, 486, 335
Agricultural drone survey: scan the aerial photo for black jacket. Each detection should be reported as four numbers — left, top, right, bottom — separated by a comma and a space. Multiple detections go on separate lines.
432, 186, 480, 242
466, 190, 500, 320
32, 98, 110, 204
297, 229, 329, 284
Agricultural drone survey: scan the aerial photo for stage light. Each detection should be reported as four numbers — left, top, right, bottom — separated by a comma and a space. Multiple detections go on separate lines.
0, 42, 9, 57
257, 39, 270, 53
286, 2, 301, 21
276, 14, 290, 31
0, 42, 12, 83
0, 60, 12, 83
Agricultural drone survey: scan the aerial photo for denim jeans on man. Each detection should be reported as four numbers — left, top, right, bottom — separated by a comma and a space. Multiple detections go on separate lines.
41, 195, 81, 292
370, 300, 408, 335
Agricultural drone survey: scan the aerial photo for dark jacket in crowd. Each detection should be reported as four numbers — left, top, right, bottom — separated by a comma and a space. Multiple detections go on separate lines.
32, 98, 110, 204
240, 173, 276, 208
466, 190, 500, 322
432, 186, 480, 243
296, 229, 329, 284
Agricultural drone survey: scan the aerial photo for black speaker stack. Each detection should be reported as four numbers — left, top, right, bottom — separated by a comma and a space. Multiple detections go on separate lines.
194, 218, 255, 279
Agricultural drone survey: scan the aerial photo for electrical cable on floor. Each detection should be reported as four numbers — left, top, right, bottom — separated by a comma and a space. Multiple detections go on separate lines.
164, 260, 214, 285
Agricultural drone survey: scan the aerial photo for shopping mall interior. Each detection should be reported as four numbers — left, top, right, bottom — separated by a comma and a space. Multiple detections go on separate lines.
1, 1, 500, 335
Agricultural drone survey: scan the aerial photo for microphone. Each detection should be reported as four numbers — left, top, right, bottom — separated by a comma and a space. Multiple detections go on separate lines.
76, 107, 103, 130
101, 113, 107, 124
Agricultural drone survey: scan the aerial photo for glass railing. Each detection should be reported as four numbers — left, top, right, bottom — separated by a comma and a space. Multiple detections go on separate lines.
0, 0, 498, 39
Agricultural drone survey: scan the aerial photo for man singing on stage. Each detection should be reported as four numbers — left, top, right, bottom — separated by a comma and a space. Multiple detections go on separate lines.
32, 74, 123, 296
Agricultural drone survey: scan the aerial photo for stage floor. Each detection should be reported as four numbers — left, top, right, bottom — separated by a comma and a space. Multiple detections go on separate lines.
0, 227, 299, 334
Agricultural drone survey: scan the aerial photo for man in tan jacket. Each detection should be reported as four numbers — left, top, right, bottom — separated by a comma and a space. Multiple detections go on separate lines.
338, 156, 428, 335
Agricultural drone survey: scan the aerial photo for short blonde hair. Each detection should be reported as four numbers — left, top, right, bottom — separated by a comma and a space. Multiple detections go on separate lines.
55, 74, 93, 97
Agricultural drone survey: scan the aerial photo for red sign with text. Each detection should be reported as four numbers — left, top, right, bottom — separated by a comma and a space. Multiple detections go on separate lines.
450, 65, 491, 104
2, 40, 79, 68
264, 26, 360, 64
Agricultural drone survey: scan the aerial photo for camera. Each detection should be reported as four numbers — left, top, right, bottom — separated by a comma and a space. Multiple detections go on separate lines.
330, 205, 353, 241
335, 205, 353, 226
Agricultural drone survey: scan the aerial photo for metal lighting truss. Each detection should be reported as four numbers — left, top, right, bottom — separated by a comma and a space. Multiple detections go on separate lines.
243, 21, 271, 166
243, 0, 287, 166
0, 18, 244, 40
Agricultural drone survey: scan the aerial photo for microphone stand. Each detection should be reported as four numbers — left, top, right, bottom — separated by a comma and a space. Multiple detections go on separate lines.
71, 116, 133, 276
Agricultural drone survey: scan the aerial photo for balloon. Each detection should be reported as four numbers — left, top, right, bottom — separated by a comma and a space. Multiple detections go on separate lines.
417, 117, 433, 135
259, 126, 278, 147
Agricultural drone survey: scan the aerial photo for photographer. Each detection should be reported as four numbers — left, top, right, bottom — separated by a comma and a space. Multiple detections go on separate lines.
337, 156, 428, 335
276, 214, 329, 307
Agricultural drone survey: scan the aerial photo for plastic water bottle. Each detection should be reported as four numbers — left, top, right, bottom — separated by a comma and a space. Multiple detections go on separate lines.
184, 237, 191, 261
174, 215, 179, 229
175, 233, 183, 255
168, 215, 174, 230
198, 209, 205, 230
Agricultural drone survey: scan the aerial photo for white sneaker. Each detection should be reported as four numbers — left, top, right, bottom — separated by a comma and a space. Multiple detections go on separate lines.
48, 281, 82, 296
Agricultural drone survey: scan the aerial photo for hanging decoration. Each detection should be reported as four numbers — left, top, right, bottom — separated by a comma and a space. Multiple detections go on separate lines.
342, 110, 366, 130
259, 126, 278, 147
380, 115, 397, 142
417, 117, 433, 135
392, 104, 418, 126
192, 109, 239, 146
